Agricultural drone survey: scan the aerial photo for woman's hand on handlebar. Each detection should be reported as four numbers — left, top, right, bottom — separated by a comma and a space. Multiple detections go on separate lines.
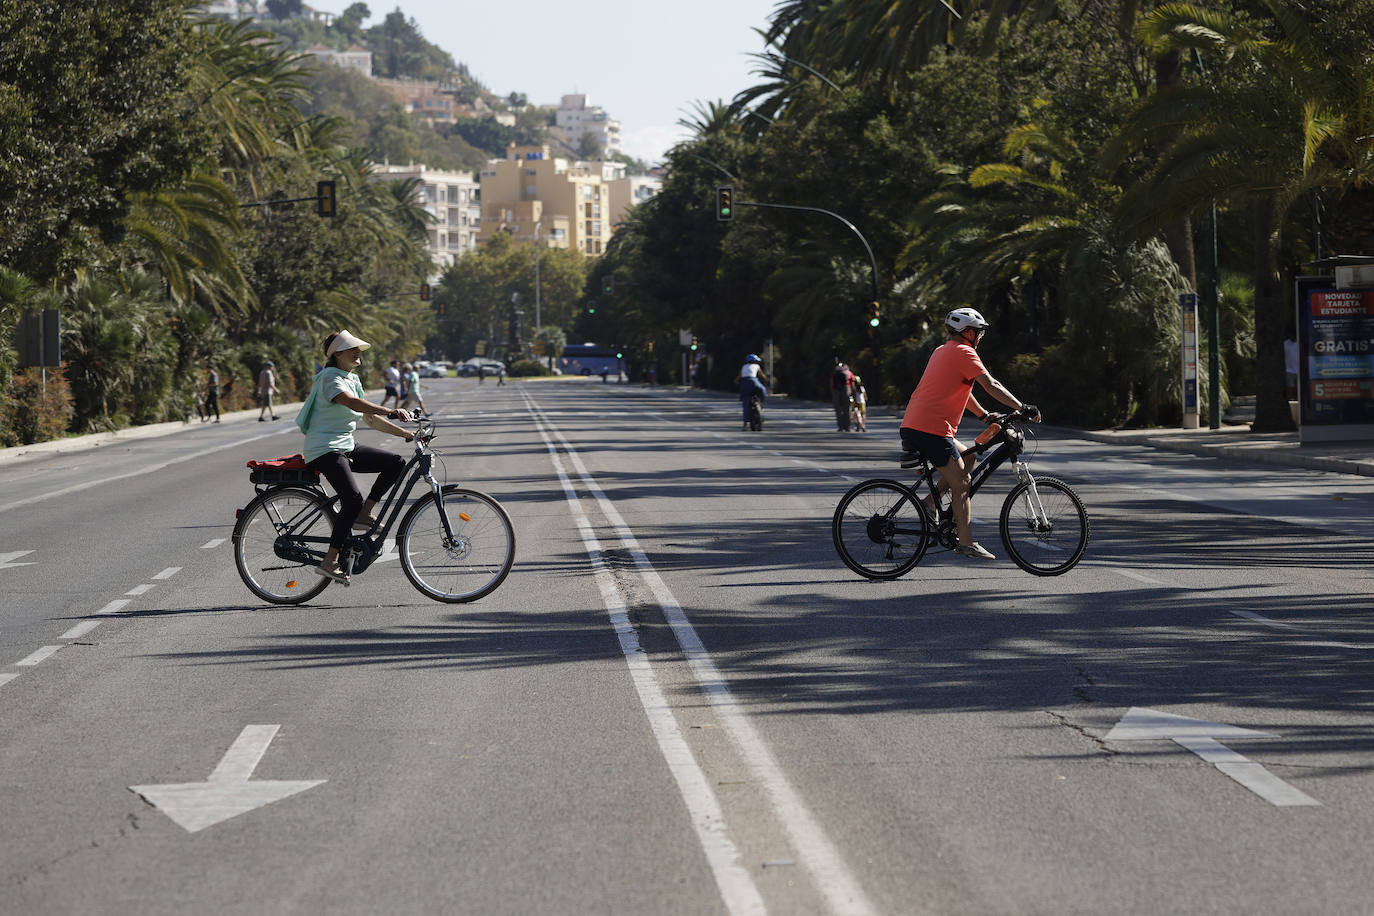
386, 408, 413, 422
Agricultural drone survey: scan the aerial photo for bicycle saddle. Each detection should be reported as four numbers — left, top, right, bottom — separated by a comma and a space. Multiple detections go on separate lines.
898, 451, 928, 469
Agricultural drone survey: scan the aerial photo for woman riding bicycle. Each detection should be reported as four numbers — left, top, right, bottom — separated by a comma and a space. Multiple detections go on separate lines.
900, 308, 1039, 561
735, 353, 768, 430
296, 330, 415, 584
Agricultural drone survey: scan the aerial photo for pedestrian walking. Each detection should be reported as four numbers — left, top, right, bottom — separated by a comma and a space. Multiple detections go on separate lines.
400, 362, 428, 416
257, 361, 280, 421
204, 365, 221, 423
497, 365, 505, 386
830, 361, 855, 431
380, 359, 402, 408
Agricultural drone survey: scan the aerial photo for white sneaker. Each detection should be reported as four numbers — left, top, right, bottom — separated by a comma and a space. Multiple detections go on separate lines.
954, 542, 996, 560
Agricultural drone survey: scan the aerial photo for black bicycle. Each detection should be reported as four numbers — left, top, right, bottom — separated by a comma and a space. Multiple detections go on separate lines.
832, 407, 1089, 578
747, 394, 764, 431
233, 418, 516, 604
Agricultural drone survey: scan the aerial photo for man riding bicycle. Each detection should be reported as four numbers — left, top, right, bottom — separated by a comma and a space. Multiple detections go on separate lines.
900, 308, 1039, 560
735, 353, 768, 429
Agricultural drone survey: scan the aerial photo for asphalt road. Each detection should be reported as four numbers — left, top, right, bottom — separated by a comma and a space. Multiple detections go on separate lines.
2, 376, 1373, 915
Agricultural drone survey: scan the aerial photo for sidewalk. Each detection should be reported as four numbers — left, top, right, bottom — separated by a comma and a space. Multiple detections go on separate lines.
0, 400, 307, 467
3, 383, 1372, 477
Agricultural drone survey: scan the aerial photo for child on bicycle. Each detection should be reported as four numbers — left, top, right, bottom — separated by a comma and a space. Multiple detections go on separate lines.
851, 374, 868, 433
297, 330, 415, 584
899, 308, 1038, 561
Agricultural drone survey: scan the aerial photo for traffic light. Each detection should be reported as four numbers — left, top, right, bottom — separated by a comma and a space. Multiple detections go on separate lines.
716, 186, 733, 221
647, 341, 654, 354
420, 283, 431, 301
437, 301, 447, 315
586, 302, 596, 315
316, 180, 337, 218
602, 275, 614, 294
868, 301, 881, 328
690, 336, 699, 351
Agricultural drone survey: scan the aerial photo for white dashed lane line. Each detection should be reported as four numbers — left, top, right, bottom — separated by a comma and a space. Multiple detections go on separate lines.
201, 539, 226, 549
59, 620, 102, 640
2, 566, 185, 689
16, 645, 62, 667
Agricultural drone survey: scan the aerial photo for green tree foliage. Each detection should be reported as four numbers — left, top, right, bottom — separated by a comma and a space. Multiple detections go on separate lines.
433, 233, 588, 362
0, 0, 209, 280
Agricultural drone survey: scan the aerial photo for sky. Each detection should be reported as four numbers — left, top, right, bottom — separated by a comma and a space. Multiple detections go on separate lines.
310, 0, 783, 165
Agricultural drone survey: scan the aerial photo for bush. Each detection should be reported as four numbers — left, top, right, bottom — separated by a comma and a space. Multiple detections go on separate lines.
0, 367, 74, 446
508, 359, 550, 377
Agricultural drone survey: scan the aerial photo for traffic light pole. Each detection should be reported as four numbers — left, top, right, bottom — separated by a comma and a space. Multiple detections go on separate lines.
735, 200, 880, 306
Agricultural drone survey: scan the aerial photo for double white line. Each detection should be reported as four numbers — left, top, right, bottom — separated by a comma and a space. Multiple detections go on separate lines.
521, 390, 876, 916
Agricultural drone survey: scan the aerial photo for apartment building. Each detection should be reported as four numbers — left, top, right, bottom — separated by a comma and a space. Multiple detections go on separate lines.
304, 45, 373, 76
555, 94, 622, 158
477, 145, 612, 256
375, 165, 482, 271
605, 175, 662, 230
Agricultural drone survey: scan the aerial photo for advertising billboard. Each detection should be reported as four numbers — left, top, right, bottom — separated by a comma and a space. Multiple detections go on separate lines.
1296, 277, 1374, 442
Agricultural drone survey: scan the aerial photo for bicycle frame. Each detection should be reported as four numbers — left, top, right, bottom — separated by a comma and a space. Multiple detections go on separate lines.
909, 415, 1048, 536
255, 419, 453, 576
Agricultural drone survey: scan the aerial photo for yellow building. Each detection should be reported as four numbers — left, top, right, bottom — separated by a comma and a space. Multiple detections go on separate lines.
478, 145, 620, 255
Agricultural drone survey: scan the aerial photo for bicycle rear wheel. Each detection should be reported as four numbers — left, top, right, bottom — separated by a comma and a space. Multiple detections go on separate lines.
233, 486, 335, 604
999, 475, 1089, 576
398, 487, 516, 602
832, 479, 929, 580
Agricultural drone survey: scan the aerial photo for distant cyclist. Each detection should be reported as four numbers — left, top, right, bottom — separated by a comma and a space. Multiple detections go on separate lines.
297, 330, 414, 584
735, 353, 769, 430
899, 308, 1039, 560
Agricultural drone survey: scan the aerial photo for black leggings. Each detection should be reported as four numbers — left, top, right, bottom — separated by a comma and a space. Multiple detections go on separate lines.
307, 445, 406, 549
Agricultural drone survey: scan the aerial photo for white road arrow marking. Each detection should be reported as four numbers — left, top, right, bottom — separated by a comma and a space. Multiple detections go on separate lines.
0, 550, 35, 570
130, 725, 325, 832
1106, 707, 1320, 807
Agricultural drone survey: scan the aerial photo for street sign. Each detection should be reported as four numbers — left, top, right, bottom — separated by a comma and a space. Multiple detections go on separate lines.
1106, 707, 1319, 807
130, 725, 326, 832
16, 309, 60, 368
475, 341, 486, 356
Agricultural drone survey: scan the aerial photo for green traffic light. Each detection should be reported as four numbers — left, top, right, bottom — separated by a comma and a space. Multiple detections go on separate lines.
869, 317, 880, 328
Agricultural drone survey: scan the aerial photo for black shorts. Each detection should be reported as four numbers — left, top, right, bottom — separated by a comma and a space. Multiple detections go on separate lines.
900, 427, 958, 466
384, 385, 399, 398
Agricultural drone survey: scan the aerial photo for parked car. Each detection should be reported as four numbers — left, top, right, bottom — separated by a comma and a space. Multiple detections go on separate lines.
457, 360, 506, 377
419, 364, 449, 378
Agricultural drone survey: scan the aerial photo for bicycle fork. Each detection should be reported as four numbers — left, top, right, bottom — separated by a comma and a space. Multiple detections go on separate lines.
1013, 463, 1053, 533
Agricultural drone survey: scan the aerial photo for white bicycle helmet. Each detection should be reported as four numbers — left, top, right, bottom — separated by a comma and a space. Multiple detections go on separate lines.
946, 307, 989, 333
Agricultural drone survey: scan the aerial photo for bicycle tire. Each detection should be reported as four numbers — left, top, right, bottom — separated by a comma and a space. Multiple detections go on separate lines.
998, 476, 1089, 576
398, 487, 516, 602
233, 486, 335, 604
832, 479, 929, 580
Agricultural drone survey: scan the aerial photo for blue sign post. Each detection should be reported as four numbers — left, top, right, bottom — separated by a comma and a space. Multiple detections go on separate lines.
1180, 293, 1199, 428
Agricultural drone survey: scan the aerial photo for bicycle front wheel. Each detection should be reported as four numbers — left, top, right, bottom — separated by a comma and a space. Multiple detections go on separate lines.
832, 479, 929, 580
398, 487, 516, 602
999, 475, 1090, 576
233, 486, 335, 604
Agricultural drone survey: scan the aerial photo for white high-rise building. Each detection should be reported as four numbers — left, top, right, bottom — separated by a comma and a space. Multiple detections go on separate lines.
375, 165, 481, 271
554, 94, 622, 158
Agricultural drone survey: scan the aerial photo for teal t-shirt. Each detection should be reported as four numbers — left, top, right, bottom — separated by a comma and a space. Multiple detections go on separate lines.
297, 367, 365, 462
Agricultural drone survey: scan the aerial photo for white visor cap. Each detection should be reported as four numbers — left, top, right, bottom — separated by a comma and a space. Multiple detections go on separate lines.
328, 330, 371, 356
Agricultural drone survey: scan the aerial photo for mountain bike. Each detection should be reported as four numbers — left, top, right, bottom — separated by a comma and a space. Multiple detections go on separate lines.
832, 407, 1088, 578
233, 418, 515, 604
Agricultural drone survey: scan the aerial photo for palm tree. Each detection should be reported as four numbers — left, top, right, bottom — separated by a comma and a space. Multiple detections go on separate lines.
1114, 0, 1374, 430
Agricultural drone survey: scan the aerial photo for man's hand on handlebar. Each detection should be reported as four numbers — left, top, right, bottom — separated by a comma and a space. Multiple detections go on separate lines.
1019, 403, 1041, 422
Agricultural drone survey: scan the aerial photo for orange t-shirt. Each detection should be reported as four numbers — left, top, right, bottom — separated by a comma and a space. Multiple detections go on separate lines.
900, 341, 987, 437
